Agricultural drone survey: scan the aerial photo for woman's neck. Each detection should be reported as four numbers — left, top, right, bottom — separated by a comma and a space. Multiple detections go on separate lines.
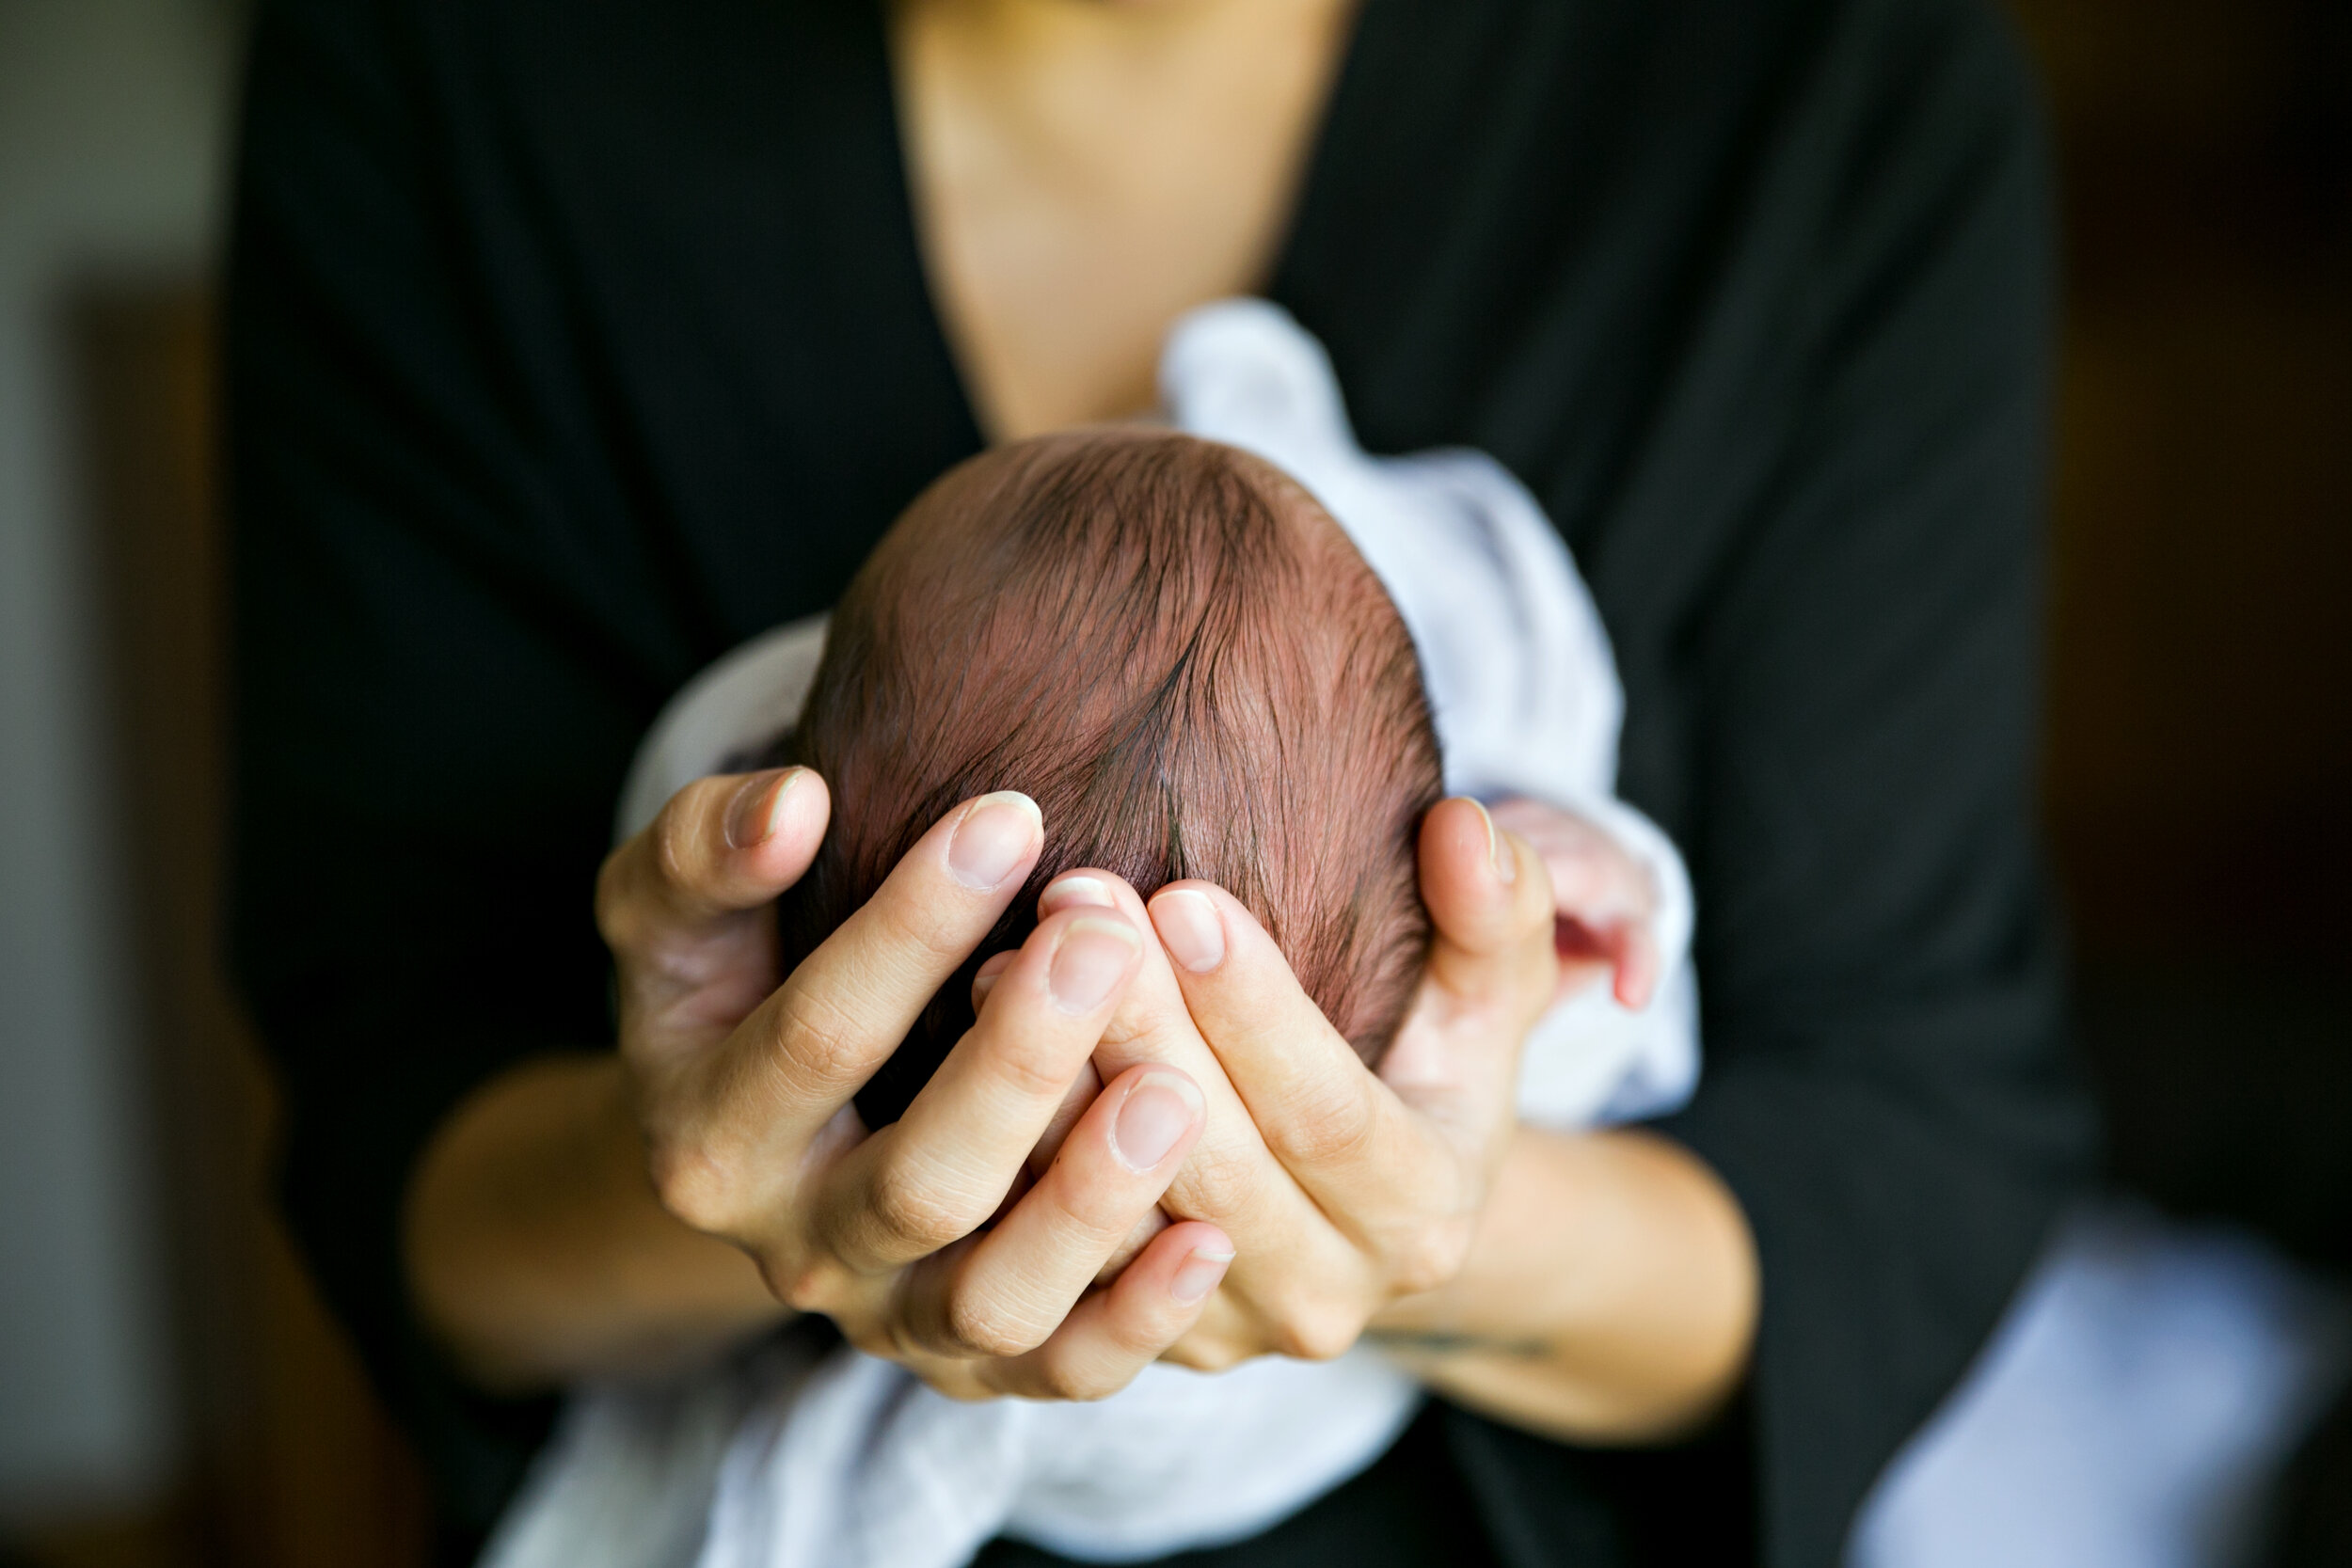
891, 0, 1359, 441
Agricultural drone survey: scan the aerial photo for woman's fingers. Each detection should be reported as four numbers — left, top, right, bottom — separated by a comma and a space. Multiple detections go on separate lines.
1093, 1210, 1170, 1287
1376, 800, 1556, 1142
732, 792, 1043, 1132
597, 768, 831, 968
814, 900, 1146, 1273
1143, 874, 1487, 1323
646, 790, 1048, 1222
1026, 1057, 1102, 1182
977, 1221, 1235, 1402
1146, 909, 1467, 1338
780, 790, 1043, 1039
1129, 803, 1549, 1278
1348, 801, 1554, 1204
898, 1063, 1206, 1358
1146, 881, 1410, 1199
1034, 873, 1337, 1255
1413, 798, 1559, 1004
971, 950, 1016, 1011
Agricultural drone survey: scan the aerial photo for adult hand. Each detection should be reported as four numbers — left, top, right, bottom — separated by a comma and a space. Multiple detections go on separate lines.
1009, 798, 1558, 1369
596, 768, 1236, 1400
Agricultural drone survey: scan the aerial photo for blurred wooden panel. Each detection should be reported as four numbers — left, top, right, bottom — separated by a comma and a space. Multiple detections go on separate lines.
2014, 0, 2351, 968
2011, 0, 2351, 1271
30, 285, 429, 1568
2045, 283, 2352, 963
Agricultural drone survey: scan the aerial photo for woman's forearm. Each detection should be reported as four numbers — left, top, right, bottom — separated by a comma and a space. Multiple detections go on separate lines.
403, 1053, 787, 1393
1367, 1126, 1757, 1443
404, 1057, 1757, 1431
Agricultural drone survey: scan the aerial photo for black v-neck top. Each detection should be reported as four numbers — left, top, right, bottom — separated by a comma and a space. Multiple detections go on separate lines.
226, 1, 2093, 1563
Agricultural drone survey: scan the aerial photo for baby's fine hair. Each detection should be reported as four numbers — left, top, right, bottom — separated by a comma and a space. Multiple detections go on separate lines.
777, 427, 1441, 1126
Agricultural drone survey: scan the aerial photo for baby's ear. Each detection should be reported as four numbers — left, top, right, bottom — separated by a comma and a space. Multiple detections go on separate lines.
1034, 870, 1193, 1077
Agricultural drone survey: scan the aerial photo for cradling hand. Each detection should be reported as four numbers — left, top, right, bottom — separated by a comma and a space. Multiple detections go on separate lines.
596, 770, 1234, 1401
987, 800, 1559, 1370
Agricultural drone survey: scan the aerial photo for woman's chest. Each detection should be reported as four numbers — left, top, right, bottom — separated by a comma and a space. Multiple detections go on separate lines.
888, 0, 1357, 440
457, 0, 1789, 730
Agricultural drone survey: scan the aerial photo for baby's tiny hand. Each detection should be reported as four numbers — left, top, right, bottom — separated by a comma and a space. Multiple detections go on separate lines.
1485, 797, 1661, 1010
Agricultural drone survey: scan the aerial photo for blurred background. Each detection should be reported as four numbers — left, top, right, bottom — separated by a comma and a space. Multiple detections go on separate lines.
0, 0, 2342, 1563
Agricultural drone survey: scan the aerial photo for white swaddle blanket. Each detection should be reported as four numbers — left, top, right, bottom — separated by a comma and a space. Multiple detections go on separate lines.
485, 301, 1699, 1568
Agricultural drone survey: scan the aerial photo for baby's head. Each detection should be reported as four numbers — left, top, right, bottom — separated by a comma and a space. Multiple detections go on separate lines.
778, 427, 1441, 1126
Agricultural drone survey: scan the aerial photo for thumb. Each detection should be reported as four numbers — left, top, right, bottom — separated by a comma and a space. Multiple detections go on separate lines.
1417, 799, 1559, 1006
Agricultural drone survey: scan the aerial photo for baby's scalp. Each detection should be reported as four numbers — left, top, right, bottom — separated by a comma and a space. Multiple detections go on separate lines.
777, 427, 1442, 1127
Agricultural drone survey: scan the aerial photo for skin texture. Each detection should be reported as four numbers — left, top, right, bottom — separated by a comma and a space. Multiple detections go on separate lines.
894, 0, 1359, 437
416, 776, 1233, 1402
407, 779, 1756, 1434
405, 0, 1757, 1442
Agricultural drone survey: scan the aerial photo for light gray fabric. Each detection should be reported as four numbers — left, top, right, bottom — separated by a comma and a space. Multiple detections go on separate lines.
1851, 1202, 2352, 1568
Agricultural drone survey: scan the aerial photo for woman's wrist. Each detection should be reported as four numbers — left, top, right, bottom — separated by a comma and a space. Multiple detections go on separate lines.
405, 1052, 786, 1393
1365, 1125, 1757, 1443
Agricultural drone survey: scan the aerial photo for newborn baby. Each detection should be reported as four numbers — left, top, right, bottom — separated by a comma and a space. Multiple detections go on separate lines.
514, 301, 1697, 1568
773, 425, 1446, 1129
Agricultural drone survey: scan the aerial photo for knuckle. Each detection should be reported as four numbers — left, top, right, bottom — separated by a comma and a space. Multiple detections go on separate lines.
1388, 1222, 1473, 1298
646, 1143, 741, 1237
1032, 1354, 1112, 1403
769, 1260, 839, 1316
867, 1165, 973, 1256
1279, 1089, 1381, 1170
1063, 1369, 1120, 1402
1162, 1338, 1245, 1373
943, 1291, 1038, 1361
866, 883, 971, 971
770, 984, 874, 1092
1035, 1167, 1135, 1256
987, 1029, 1079, 1104
927, 1369, 998, 1403
1175, 1144, 1259, 1225
596, 867, 664, 962
1277, 1301, 1362, 1363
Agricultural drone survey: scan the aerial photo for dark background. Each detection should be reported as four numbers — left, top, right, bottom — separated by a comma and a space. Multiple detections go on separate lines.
2027, 0, 2349, 1272
2022, 4, 2350, 1554
5, 0, 2344, 1562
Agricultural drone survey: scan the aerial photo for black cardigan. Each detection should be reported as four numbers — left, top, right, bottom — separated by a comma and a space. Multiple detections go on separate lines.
226, 0, 2093, 1561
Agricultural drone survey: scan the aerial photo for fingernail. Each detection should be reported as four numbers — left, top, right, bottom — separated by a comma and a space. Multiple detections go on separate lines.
1039, 874, 1116, 915
1170, 1245, 1234, 1305
1469, 799, 1516, 884
1048, 914, 1139, 1013
725, 768, 799, 849
947, 792, 1041, 890
1108, 1071, 1201, 1172
1150, 888, 1226, 974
